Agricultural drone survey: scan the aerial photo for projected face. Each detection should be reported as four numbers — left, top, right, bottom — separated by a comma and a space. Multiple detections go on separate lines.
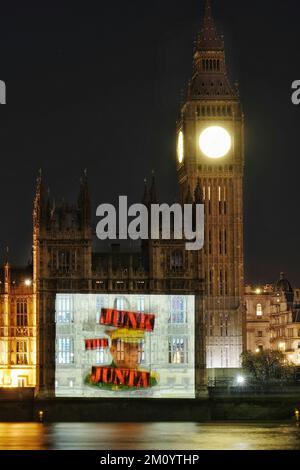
110, 340, 140, 370
199, 126, 231, 159
55, 294, 195, 398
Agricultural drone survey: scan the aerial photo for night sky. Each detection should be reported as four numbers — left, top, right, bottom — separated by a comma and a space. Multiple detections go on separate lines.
0, 0, 299, 286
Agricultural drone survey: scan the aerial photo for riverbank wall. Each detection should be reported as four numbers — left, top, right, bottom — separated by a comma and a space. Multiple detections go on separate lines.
0, 390, 299, 422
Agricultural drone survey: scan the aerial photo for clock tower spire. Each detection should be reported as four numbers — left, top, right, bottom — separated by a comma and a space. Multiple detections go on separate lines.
177, 0, 245, 371
198, 0, 223, 50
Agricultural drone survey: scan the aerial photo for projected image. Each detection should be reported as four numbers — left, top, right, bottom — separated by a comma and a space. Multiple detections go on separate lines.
55, 294, 195, 398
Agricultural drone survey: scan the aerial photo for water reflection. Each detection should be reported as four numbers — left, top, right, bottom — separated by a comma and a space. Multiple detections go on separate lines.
0, 422, 299, 450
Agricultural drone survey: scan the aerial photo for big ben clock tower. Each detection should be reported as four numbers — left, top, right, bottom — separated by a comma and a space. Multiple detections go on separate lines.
177, 0, 245, 370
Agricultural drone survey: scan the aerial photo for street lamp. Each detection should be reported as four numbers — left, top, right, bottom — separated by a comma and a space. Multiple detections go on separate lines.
236, 375, 245, 386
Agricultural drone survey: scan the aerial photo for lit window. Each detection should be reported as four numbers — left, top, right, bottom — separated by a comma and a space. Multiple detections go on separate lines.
96, 296, 105, 323
95, 347, 109, 365
137, 297, 145, 313
16, 299, 28, 327
56, 295, 72, 324
57, 337, 74, 364
170, 296, 186, 324
0, 341, 6, 365
16, 340, 28, 365
256, 304, 263, 317
116, 339, 125, 362
168, 337, 188, 364
115, 297, 129, 311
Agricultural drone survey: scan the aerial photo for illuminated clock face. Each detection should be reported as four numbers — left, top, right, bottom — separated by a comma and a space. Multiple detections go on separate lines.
199, 126, 231, 159
177, 131, 184, 163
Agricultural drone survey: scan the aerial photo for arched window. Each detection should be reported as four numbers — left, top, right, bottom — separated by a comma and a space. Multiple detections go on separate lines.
256, 304, 263, 317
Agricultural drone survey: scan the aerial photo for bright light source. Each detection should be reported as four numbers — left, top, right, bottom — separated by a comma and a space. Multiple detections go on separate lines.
255, 288, 261, 295
199, 126, 231, 159
255, 348, 260, 353
236, 375, 245, 385
24, 279, 32, 287
177, 131, 184, 163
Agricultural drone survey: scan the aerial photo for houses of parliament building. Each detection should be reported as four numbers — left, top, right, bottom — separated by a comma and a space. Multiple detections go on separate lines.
0, 1, 299, 397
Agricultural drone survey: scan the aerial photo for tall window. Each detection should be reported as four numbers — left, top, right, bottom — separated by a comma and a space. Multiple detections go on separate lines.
96, 296, 105, 323
59, 250, 70, 271
137, 297, 145, 313
219, 270, 223, 295
57, 337, 74, 364
208, 230, 212, 254
138, 340, 145, 364
256, 304, 263, 317
209, 313, 214, 337
115, 297, 128, 311
209, 270, 213, 295
220, 314, 228, 337
56, 295, 72, 324
208, 186, 211, 215
223, 187, 227, 214
0, 341, 6, 365
116, 339, 125, 362
95, 347, 109, 365
170, 296, 186, 324
168, 337, 188, 364
218, 186, 222, 215
16, 299, 28, 327
224, 269, 228, 295
57, 250, 71, 273
16, 340, 28, 365
219, 230, 222, 254
170, 250, 183, 271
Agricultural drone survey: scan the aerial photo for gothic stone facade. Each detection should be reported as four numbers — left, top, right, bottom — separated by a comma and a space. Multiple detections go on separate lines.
176, 0, 245, 369
33, 173, 206, 397
0, 1, 246, 396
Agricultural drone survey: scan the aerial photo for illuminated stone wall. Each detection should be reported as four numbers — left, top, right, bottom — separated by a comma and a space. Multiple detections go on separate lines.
55, 293, 195, 398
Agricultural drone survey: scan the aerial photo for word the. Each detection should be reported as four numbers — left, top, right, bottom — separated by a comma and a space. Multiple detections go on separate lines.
84, 338, 109, 350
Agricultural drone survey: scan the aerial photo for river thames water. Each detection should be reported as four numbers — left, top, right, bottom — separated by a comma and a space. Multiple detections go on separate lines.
0, 422, 299, 450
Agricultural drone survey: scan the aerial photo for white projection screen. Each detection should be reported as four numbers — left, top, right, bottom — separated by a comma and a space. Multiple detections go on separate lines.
55, 294, 195, 398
